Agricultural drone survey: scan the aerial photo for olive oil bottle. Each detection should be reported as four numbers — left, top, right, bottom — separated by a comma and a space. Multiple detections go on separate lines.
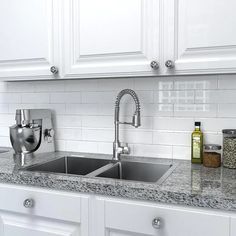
191, 122, 203, 164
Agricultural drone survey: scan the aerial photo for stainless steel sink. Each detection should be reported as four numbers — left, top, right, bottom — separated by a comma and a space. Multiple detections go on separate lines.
24, 156, 176, 183
25, 156, 112, 176
97, 161, 175, 183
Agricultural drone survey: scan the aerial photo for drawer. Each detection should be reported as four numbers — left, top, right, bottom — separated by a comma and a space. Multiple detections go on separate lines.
104, 199, 230, 236
0, 184, 83, 223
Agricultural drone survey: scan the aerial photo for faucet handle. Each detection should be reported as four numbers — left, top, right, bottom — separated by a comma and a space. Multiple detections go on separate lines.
121, 143, 130, 155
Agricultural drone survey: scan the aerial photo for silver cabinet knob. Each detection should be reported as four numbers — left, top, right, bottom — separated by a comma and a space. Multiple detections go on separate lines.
165, 60, 175, 69
50, 66, 58, 74
23, 198, 34, 208
150, 61, 159, 70
152, 218, 161, 229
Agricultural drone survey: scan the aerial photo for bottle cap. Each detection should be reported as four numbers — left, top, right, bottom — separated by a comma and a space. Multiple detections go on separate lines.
195, 121, 201, 126
204, 144, 221, 151
222, 129, 236, 135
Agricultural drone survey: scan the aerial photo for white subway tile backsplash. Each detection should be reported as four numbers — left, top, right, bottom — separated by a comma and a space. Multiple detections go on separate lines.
203, 133, 222, 145
133, 144, 172, 158
153, 131, 191, 146
218, 104, 236, 118
82, 116, 113, 128
0, 136, 11, 146
120, 129, 153, 144
172, 146, 191, 160
153, 104, 174, 117
66, 104, 99, 115
218, 74, 236, 89
56, 115, 82, 128
0, 93, 21, 104
55, 140, 66, 151
65, 140, 98, 153
98, 78, 134, 91
56, 128, 82, 141
0, 114, 14, 126
0, 104, 9, 114
154, 90, 195, 104
7, 81, 34, 92
81, 91, 115, 104
51, 92, 81, 104
174, 75, 218, 90
198, 118, 236, 132
65, 80, 99, 92
1, 74, 236, 160
34, 81, 65, 92
0, 82, 7, 92
153, 117, 194, 131
174, 104, 217, 118
0, 126, 9, 136
22, 93, 50, 104
82, 128, 114, 142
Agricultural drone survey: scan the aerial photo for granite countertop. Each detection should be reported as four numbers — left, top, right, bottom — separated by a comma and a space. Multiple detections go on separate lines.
0, 150, 236, 212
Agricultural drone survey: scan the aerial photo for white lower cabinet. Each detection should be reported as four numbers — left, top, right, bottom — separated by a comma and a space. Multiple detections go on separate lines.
0, 184, 89, 236
0, 184, 235, 236
94, 197, 231, 236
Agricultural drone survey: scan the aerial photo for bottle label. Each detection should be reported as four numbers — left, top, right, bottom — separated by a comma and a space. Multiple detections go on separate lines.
193, 137, 201, 159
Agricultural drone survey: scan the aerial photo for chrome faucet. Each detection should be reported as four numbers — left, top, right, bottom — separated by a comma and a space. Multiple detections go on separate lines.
113, 89, 141, 160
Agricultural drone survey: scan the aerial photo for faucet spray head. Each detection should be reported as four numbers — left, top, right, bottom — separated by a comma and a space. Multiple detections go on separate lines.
132, 111, 141, 128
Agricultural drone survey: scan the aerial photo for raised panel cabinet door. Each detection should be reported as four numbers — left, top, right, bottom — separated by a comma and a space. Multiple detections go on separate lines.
0, 211, 80, 236
164, 0, 236, 75
61, 0, 161, 79
95, 198, 230, 236
0, 0, 59, 80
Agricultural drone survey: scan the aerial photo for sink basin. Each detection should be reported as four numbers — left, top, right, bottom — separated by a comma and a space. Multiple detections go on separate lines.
25, 156, 112, 176
24, 155, 175, 183
97, 161, 175, 183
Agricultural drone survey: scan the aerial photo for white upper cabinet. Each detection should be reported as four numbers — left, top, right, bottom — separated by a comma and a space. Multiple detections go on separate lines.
0, 0, 59, 80
164, 0, 236, 75
61, 0, 162, 78
2, 0, 236, 80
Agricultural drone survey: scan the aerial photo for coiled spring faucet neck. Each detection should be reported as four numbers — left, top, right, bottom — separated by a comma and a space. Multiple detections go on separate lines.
113, 89, 141, 160
115, 89, 141, 128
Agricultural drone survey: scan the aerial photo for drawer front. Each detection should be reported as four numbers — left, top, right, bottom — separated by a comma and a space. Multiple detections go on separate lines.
0, 184, 82, 223
105, 199, 230, 236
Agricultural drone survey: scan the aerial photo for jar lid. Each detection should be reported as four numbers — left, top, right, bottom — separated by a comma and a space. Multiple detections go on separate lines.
222, 129, 236, 135
204, 144, 221, 150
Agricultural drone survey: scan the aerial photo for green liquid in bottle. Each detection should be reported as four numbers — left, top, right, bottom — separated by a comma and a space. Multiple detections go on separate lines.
191, 122, 203, 164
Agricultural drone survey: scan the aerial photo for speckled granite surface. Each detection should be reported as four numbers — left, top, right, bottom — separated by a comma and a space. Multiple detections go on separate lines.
0, 150, 236, 212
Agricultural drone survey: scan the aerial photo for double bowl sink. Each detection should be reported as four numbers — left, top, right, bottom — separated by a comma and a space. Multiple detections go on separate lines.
24, 156, 176, 184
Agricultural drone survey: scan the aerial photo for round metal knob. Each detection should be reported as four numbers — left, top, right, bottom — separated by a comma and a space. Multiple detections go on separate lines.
44, 128, 55, 143
23, 198, 34, 208
165, 60, 175, 69
150, 61, 159, 70
50, 66, 58, 74
152, 218, 161, 229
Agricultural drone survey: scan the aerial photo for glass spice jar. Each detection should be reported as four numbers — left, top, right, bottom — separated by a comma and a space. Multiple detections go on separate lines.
222, 129, 236, 169
203, 144, 221, 168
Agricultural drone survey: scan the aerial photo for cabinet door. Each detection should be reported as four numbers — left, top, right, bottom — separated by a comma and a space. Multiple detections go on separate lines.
164, 0, 236, 75
0, 0, 59, 80
0, 211, 80, 236
0, 184, 89, 236
61, 0, 161, 79
95, 198, 230, 236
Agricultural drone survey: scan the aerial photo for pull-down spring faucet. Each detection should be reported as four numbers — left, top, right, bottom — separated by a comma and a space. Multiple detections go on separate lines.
113, 89, 141, 160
